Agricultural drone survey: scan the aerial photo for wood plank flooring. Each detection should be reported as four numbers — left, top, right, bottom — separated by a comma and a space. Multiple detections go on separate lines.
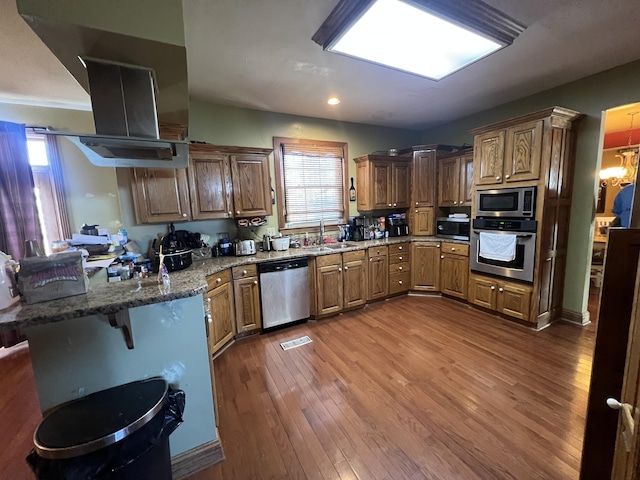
0, 293, 598, 480
193, 295, 596, 480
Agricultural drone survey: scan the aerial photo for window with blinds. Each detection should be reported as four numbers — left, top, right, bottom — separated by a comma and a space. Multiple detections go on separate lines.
273, 138, 348, 229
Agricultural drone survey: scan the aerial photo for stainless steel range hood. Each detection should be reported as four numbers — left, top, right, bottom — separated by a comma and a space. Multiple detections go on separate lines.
18, 4, 189, 168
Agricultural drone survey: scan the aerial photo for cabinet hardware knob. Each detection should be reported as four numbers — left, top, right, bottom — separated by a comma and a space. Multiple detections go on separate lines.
505, 174, 510, 179
207, 298, 211, 303
228, 211, 232, 215
399, 256, 403, 260
254, 280, 258, 285
415, 209, 418, 213
415, 202, 418, 206
399, 246, 403, 250
399, 266, 403, 271
393, 203, 397, 207
399, 281, 403, 285
388, 204, 392, 207
344, 266, 348, 270
440, 255, 444, 259
451, 248, 455, 251
453, 201, 458, 205
437, 244, 440, 248
499, 287, 504, 292
370, 258, 373, 262
339, 267, 342, 272
182, 213, 187, 217
491, 285, 496, 290
208, 316, 213, 323
236, 210, 240, 214
216, 278, 222, 283
496, 176, 501, 181
243, 270, 247, 275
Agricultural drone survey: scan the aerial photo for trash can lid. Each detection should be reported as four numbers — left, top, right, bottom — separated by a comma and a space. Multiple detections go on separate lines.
34, 377, 168, 459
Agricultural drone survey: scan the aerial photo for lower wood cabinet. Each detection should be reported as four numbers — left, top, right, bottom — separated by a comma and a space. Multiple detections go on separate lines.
411, 242, 440, 291
468, 274, 533, 322
206, 269, 235, 355
440, 242, 469, 300
368, 246, 389, 301
343, 250, 368, 310
389, 243, 411, 295
232, 265, 261, 333
316, 254, 344, 317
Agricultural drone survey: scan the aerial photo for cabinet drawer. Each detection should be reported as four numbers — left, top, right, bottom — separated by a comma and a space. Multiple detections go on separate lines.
389, 252, 411, 264
316, 253, 342, 268
207, 269, 232, 291
232, 264, 258, 279
388, 243, 410, 255
343, 249, 365, 262
389, 262, 410, 274
368, 246, 388, 258
389, 271, 411, 294
441, 242, 469, 257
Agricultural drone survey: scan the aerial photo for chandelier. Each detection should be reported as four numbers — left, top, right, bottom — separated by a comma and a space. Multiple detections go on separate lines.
600, 112, 639, 187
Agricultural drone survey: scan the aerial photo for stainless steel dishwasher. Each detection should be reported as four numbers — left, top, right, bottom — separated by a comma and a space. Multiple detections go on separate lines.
259, 258, 310, 330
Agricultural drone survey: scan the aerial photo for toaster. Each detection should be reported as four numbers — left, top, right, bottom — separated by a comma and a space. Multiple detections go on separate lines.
234, 239, 256, 256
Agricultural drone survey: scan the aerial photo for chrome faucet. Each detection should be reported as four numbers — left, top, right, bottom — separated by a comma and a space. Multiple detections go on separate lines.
319, 219, 325, 245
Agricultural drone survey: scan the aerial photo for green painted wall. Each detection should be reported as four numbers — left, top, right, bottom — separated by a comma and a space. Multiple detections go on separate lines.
116, 100, 422, 250
0, 103, 123, 237
421, 59, 640, 315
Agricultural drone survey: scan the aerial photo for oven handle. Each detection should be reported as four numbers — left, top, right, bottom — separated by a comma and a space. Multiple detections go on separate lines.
473, 231, 533, 238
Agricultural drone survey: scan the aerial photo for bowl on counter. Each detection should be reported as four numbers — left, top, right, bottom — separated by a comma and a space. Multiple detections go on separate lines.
270, 236, 290, 251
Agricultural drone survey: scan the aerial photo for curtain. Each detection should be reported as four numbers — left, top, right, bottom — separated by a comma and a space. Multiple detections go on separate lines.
0, 121, 42, 348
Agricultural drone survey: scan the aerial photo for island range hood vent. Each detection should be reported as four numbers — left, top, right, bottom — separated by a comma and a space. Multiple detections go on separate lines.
65, 57, 188, 168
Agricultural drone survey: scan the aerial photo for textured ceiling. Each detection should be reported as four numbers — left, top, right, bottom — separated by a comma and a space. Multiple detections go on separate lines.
2, 0, 640, 131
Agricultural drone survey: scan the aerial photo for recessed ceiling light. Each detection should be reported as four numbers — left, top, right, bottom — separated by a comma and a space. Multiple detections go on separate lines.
327, 97, 341, 105
313, 0, 525, 81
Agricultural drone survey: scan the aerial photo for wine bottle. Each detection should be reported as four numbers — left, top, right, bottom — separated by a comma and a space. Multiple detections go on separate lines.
349, 177, 356, 202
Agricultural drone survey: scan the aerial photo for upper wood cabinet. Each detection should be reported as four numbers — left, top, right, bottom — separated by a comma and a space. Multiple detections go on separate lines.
230, 153, 273, 217
188, 149, 233, 220
132, 144, 273, 224
355, 155, 411, 211
411, 149, 436, 207
131, 168, 191, 223
474, 120, 543, 187
411, 206, 434, 236
438, 151, 473, 207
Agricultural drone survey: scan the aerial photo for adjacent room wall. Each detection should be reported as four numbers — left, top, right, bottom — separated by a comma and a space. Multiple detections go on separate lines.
421, 58, 640, 316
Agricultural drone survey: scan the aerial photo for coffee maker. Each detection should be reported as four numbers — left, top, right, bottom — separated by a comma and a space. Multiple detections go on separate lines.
387, 213, 409, 237
349, 216, 367, 241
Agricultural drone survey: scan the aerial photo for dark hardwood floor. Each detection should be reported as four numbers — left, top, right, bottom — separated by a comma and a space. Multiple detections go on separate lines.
0, 294, 599, 480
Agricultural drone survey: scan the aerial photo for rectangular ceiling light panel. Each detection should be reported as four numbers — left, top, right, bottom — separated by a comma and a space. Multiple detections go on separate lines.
318, 0, 520, 80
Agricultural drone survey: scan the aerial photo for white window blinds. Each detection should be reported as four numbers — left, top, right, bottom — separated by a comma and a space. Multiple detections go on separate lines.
281, 142, 346, 228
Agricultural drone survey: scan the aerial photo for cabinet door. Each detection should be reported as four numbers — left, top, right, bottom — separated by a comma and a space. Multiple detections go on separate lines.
497, 282, 532, 322
411, 207, 434, 236
438, 157, 460, 207
356, 161, 370, 211
440, 254, 468, 299
459, 154, 474, 206
411, 243, 440, 291
368, 256, 389, 300
188, 152, 233, 220
208, 281, 235, 355
317, 264, 343, 315
343, 258, 367, 310
371, 161, 392, 209
504, 120, 543, 183
234, 276, 262, 333
475, 130, 505, 186
468, 275, 496, 309
412, 150, 436, 207
230, 153, 272, 217
131, 168, 191, 223
391, 161, 411, 208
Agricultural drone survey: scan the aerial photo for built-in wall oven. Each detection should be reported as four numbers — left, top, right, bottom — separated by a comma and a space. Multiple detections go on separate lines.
470, 218, 537, 283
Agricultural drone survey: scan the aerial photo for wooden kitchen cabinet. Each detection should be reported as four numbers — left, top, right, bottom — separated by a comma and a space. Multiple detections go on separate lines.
131, 167, 191, 223
206, 270, 236, 356
468, 274, 533, 322
411, 207, 434, 236
232, 265, 261, 333
440, 242, 468, 300
368, 246, 389, 301
411, 242, 440, 292
389, 243, 411, 295
343, 250, 368, 310
438, 150, 473, 207
188, 148, 233, 220
316, 254, 344, 316
230, 153, 273, 217
411, 149, 436, 207
474, 120, 543, 187
355, 155, 411, 211
311, 251, 367, 317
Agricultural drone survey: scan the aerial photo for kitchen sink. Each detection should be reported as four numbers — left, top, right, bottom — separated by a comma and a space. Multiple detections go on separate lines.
305, 243, 357, 252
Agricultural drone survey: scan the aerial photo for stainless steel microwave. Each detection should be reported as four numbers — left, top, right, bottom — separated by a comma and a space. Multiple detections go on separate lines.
436, 217, 470, 240
476, 186, 536, 218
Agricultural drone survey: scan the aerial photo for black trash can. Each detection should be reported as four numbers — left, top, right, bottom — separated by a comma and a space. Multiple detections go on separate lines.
26, 377, 185, 480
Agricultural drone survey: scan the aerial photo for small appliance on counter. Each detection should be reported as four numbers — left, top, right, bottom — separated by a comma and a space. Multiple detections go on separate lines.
436, 217, 470, 240
262, 235, 272, 252
387, 213, 409, 237
234, 239, 257, 256
151, 223, 199, 272
270, 236, 290, 251
349, 216, 368, 241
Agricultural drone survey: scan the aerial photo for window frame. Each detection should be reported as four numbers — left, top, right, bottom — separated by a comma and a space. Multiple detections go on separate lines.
273, 137, 349, 232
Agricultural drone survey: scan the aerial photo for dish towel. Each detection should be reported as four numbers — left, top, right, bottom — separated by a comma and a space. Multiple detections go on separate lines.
479, 232, 517, 262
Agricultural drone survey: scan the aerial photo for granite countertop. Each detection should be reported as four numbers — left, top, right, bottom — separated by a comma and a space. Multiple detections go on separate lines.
0, 235, 468, 331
